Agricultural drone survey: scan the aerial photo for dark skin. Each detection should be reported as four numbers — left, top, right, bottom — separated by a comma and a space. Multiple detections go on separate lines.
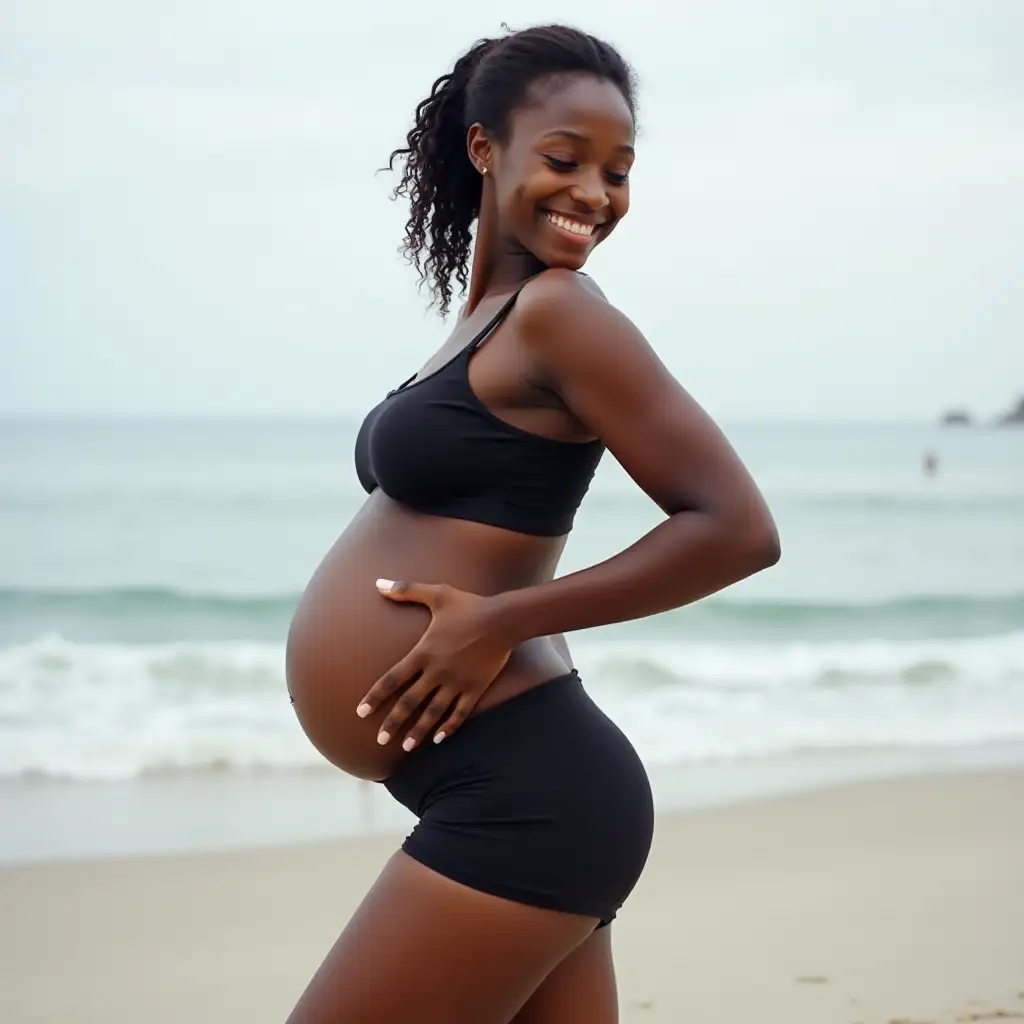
285, 72, 779, 1023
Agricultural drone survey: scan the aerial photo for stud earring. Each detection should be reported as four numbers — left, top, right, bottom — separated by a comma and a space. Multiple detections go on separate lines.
480, 166, 488, 176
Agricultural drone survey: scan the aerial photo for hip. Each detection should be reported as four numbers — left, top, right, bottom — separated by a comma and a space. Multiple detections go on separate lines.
383, 670, 654, 922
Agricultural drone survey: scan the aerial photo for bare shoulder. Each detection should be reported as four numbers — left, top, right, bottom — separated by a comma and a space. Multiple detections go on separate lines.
514, 268, 661, 384
508, 270, 775, 532
571, 270, 609, 301
517, 267, 611, 322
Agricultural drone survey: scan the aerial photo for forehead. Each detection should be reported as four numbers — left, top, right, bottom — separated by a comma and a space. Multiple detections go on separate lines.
507, 74, 635, 151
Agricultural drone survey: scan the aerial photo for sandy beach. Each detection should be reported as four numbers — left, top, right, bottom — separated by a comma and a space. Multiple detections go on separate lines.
2, 767, 1022, 1024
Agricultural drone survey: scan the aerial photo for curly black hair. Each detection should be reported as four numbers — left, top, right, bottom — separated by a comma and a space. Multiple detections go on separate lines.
386, 24, 637, 317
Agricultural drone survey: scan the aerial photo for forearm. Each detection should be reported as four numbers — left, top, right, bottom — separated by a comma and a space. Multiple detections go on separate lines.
489, 510, 780, 647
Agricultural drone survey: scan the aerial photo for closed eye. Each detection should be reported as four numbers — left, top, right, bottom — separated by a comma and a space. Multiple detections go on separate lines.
544, 156, 577, 173
544, 156, 631, 186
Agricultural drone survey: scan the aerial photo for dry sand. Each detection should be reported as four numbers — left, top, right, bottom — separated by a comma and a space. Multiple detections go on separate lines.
2, 768, 1022, 1023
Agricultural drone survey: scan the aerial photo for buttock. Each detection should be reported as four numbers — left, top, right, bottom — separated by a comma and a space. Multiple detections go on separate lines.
383, 670, 654, 925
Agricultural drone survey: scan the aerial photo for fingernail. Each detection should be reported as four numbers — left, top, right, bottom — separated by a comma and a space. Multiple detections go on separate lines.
433, 731, 446, 744
356, 703, 372, 719
402, 737, 416, 752
376, 578, 394, 591
377, 731, 390, 745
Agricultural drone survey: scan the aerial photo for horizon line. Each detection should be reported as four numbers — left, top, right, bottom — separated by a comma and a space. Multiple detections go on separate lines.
0, 414, 1010, 428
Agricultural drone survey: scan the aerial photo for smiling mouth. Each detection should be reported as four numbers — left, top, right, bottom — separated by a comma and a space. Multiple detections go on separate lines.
544, 211, 601, 243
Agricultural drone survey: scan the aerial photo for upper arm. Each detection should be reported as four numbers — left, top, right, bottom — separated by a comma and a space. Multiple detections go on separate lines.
518, 270, 773, 531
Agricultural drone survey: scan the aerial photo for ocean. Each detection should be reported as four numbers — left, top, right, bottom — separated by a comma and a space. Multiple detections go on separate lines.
2, 418, 1023, 860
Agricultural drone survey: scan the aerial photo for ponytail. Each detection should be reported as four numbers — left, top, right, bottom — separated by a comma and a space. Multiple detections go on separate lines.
386, 36, 499, 317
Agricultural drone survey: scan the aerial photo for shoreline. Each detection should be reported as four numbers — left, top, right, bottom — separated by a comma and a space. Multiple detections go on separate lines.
2, 767, 1022, 1023
4, 740, 1024, 866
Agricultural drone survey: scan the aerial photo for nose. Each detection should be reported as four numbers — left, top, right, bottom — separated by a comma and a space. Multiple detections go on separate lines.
568, 167, 611, 213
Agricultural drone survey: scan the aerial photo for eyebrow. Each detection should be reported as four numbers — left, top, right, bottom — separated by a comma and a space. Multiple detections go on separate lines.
539, 129, 635, 155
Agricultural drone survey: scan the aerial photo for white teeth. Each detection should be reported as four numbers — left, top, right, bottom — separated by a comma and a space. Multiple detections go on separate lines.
546, 213, 594, 237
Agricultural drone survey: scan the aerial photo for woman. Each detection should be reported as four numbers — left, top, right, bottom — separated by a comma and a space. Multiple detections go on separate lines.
285, 24, 779, 1024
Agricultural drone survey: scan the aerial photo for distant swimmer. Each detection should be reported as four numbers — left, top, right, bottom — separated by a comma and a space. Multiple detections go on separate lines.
923, 450, 939, 476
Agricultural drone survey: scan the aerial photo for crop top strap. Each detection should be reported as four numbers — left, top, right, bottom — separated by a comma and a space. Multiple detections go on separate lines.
467, 277, 536, 352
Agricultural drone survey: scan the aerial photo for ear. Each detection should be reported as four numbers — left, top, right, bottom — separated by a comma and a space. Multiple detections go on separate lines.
466, 123, 495, 176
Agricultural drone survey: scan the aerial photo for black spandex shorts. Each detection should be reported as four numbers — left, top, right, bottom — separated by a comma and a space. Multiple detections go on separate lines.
384, 670, 654, 926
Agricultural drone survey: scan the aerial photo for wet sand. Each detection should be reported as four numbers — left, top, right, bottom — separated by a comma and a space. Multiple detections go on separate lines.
2, 768, 1022, 1023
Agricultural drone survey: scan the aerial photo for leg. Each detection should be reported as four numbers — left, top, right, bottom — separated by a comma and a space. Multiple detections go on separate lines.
511, 926, 618, 1024
286, 852, 599, 1024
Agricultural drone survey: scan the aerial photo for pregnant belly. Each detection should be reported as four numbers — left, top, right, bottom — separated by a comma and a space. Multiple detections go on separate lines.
285, 492, 570, 780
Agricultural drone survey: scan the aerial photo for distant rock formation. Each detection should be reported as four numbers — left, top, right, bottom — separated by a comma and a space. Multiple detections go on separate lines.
996, 396, 1024, 426
939, 408, 973, 427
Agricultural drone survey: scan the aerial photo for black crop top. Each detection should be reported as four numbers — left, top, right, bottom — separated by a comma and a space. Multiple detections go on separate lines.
354, 281, 604, 537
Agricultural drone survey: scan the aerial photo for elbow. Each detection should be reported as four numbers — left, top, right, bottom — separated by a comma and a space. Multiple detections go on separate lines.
745, 518, 782, 571
758, 523, 783, 569
726, 513, 781, 575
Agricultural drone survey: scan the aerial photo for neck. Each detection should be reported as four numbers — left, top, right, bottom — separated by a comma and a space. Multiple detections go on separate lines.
464, 197, 546, 316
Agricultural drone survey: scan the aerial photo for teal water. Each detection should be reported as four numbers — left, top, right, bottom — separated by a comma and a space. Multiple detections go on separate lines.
1, 419, 1022, 780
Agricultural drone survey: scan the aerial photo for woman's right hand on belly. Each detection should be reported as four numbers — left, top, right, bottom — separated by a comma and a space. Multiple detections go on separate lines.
284, 495, 570, 780
354, 578, 514, 753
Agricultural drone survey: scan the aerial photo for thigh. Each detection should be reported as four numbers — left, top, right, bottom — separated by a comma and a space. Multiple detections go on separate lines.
285, 852, 599, 1024
511, 926, 618, 1024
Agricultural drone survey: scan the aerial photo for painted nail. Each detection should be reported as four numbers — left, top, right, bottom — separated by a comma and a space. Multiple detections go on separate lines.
356, 703, 372, 718
433, 732, 446, 744
402, 737, 416, 752
377, 731, 390, 745
376, 578, 394, 591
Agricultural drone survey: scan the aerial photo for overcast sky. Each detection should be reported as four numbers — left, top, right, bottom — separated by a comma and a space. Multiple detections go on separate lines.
3, 0, 1022, 422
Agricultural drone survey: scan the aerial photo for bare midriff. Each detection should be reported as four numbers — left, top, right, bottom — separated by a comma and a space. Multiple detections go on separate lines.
285, 490, 573, 781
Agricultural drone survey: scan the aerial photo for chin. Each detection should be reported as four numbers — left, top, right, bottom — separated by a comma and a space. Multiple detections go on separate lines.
533, 245, 591, 272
